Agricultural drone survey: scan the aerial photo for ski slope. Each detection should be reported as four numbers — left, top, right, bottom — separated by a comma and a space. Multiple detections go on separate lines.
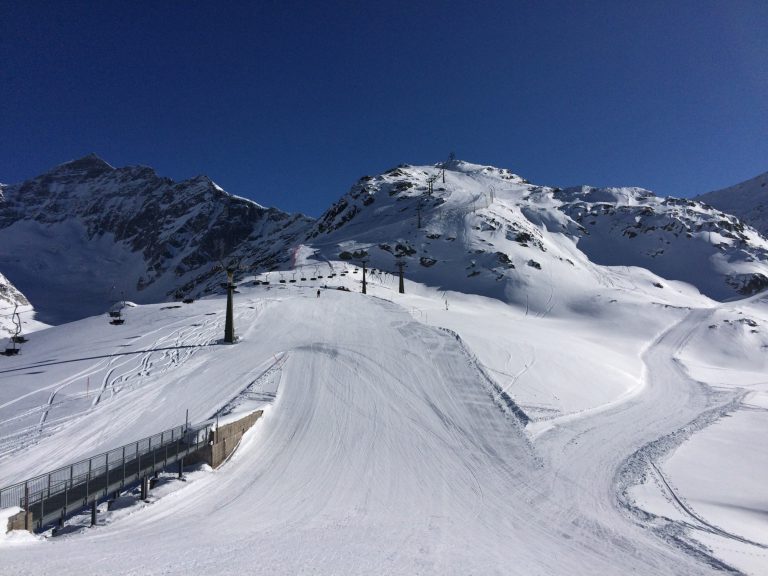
0, 275, 766, 574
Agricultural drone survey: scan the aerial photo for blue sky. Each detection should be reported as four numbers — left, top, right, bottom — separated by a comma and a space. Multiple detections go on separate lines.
1, 1, 766, 216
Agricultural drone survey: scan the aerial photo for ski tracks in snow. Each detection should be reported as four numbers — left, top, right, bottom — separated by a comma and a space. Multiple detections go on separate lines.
93, 313, 220, 404
0, 311, 223, 459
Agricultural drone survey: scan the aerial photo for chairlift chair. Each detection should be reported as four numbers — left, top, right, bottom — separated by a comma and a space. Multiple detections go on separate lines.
5, 305, 24, 352
7, 306, 25, 345
109, 305, 125, 325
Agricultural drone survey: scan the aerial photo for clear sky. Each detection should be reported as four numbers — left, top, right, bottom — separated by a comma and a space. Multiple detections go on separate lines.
1, 1, 766, 216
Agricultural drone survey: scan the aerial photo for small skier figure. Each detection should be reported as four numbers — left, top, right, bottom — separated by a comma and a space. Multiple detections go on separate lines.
316, 289, 320, 298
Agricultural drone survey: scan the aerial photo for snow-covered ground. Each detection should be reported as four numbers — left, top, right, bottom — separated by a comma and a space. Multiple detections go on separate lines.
0, 264, 765, 575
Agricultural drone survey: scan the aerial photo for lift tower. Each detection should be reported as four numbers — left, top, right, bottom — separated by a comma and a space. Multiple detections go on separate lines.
223, 266, 237, 343
396, 257, 407, 294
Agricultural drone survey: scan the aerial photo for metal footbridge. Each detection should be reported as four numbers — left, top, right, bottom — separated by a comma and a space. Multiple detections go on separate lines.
0, 421, 213, 532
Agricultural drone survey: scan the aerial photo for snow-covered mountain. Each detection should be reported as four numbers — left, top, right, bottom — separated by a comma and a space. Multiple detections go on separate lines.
3, 155, 768, 325
0, 154, 312, 323
308, 160, 768, 308
696, 171, 768, 236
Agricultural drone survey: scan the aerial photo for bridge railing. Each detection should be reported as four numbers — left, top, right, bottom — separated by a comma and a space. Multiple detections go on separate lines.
0, 421, 213, 528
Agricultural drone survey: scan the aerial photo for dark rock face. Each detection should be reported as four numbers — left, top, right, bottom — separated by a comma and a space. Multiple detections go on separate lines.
0, 155, 314, 322
554, 186, 768, 300
727, 273, 768, 296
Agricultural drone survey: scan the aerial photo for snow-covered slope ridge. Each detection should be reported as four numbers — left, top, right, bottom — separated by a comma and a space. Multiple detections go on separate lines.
308, 160, 768, 305
556, 185, 768, 299
0, 155, 312, 324
696, 170, 768, 236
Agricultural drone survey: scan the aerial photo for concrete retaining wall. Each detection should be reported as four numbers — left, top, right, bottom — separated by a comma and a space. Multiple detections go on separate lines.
194, 410, 263, 469
6, 509, 30, 532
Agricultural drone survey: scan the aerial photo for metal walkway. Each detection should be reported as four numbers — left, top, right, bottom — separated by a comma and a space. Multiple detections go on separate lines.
1, 421, 213, 531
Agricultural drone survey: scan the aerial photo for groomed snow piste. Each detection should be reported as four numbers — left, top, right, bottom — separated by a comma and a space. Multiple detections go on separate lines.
0, 264, 766, 575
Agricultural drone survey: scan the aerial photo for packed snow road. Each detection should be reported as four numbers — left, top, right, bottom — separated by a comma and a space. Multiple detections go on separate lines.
0, 289, 749, 574
532, 307, 745, 573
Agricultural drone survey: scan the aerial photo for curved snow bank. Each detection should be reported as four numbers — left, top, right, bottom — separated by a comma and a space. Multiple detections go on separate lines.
396, 285, 681, 422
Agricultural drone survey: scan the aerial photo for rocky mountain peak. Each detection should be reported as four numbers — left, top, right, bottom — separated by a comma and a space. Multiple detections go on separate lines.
50, 153, 115, 176
306, 160, 768, 305
0, 156, 313, 323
